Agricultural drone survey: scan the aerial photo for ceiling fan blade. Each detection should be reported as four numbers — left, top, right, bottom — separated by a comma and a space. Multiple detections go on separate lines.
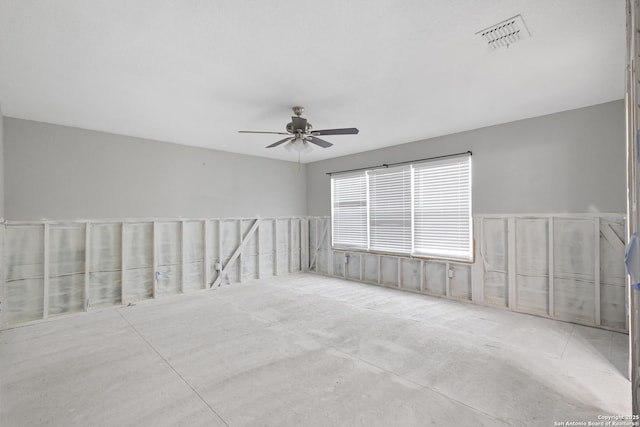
239, 130, 290, 135
266, 137, 293, 148
311, 127, 359, 136
307, 136, 333, 148
291, 116, 307, 131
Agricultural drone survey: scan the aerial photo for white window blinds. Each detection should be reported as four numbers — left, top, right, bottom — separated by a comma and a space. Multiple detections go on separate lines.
413, 155, 472, 260
330, 153, 472, 261
368, 166, 412, 253
331, 172, 368, 249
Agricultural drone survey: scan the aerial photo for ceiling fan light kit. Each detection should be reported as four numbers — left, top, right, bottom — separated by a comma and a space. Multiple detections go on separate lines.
238, 106, 359, 153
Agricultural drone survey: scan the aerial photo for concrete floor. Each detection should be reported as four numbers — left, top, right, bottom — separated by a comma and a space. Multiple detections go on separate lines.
0, 274, 631, 427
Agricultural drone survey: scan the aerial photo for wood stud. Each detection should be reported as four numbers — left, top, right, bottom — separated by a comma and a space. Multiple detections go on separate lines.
43, 224, 50, 319
507, 217, 517, 311
548, 217, 555, 317
84, 223, 91, 311
181, 221, 186, 293
152, 222, 157, 299
273, 219, 278, 276
121, 223, 127, 305
203, 220, 210, 288
594, 218, 601, 326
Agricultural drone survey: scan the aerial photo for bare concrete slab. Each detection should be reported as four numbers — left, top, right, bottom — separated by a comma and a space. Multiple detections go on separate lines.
0, 274, 630, 426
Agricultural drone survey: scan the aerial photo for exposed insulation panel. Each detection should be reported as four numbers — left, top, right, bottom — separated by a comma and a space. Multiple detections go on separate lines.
300, 219, 309, 272
401, 259, 421, 291
205, 220, 220, 284
346, 253, 361, 281
291, 219, 302, 272
259, 220, 274, 277
122, 222, 152, 303
554, 219, 596, 324
183, 221, 204, 292
425, 262, 446, 296
276, 219, 290, 275
333, 252, 345, 277
380, 257, 398, 287
242, 219, 259, 281
308, 219, 319, 272
5, 226, 44, 323
314, 218, 331, 275
89, 223, 122, 307
515, 218, 549, 315
221, 220, 240, 283
316, 249, 329, 275
49, 225, 85, 315
155, 222, 182, 296
362, 254, 379, 283
450, 264, 471, 300
481, 218, 508, 307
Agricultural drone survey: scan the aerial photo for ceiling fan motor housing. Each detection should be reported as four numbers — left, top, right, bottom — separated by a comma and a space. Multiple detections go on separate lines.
286, 121, 312, 134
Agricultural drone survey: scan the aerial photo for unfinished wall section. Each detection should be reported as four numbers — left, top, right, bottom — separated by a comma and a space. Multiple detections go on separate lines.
309, 214, 626, 332
1, 217, 308, 327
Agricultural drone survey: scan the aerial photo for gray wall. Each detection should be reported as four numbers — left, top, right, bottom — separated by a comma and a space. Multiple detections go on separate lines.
307, 100, 625, 216
5, 118, 307, 220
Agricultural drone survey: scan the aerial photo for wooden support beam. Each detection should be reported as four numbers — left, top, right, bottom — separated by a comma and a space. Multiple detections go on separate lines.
507, 217, 517, 311
397, 258, 402, 288
289, 219, 293, 274
204, 221, 210, 289
43, 224, 50, 319
445, 261, 451, 297
181, 221, 186, 293
377, 254, 381, 284
121, 223, 126, 305
595, 218, 601, 326
327, 219, 333, 277
420, 259, 425, 293
84, 223, 91, 311
152, 222, 157, 299
601, 222, 625, 260
238, 219, 243, 283
471, 218, 485, 304
273, 219, 278, 276
257, 221, 262, 279
300, 219, 306, 273
218, 219, 224, 286
218, 220, 223, 275
548, 217, 555, 317
314, 218, 319, 271
211, 219, 261, 288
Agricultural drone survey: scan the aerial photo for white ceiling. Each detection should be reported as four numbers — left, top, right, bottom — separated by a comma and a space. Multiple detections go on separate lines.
0, 0, 626, 163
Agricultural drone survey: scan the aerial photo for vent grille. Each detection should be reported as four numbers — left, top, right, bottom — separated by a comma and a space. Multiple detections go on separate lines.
477, 15, 530, 49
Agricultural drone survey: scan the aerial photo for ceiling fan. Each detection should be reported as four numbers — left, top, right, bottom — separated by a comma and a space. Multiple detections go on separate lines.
238, 106, 359, 152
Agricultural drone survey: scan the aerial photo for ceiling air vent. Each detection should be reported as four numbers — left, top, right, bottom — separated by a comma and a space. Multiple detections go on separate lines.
476, 15, 530, 49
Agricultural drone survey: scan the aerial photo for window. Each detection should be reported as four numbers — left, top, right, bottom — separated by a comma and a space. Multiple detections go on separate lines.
330, 154, 472, 261
331, 172, 368, 249
413, 156, 472, 260
368, 166, 412, 254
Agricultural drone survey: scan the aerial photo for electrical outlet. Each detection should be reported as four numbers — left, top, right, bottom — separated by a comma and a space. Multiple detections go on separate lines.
344, 254, 350, 264
448, 269, 454, 279
215, 261, 222, 271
